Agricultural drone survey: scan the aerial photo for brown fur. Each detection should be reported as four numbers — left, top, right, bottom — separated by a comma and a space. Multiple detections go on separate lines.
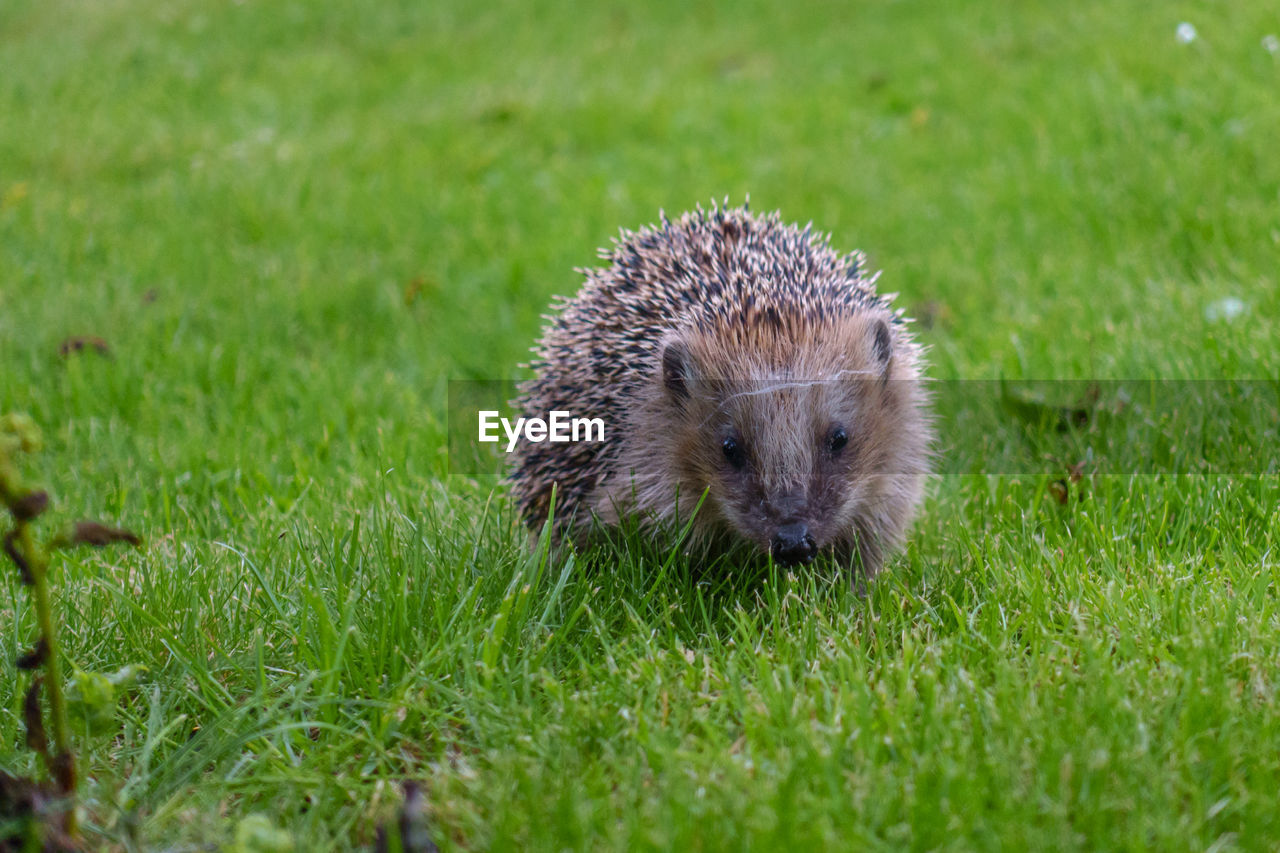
510, 204, 932, 582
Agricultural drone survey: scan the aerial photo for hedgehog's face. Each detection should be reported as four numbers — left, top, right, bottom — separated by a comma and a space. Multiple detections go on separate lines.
659, 314, 908, 569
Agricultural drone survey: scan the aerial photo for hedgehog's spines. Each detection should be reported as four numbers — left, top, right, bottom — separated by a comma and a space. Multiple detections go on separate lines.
510, 204, 927, 559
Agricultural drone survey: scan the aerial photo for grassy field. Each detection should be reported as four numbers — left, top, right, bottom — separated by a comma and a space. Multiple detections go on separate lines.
3, 0, 1279, 849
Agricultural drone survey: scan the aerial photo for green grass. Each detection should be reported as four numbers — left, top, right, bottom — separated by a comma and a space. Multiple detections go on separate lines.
2, 0, 1279, 849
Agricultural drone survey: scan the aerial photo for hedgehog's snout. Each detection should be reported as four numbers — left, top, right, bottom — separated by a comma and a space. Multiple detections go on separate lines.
770, 522, 817, 567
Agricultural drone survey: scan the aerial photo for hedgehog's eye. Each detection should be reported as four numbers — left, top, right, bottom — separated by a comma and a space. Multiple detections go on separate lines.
722, 436, 747, 470
828, 427, 849, 455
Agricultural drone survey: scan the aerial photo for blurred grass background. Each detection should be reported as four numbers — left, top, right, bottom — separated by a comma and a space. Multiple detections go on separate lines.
2, 0, 1278, 849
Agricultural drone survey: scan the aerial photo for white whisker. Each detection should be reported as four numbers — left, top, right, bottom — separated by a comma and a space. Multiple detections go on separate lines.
698, 370, 880, 427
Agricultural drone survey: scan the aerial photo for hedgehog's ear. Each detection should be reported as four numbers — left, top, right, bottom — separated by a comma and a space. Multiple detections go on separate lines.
871, 319, 893, 376
661, 340, 695, 404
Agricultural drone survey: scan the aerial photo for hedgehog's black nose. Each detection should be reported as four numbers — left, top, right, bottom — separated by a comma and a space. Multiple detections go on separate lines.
771, 523, 816, 567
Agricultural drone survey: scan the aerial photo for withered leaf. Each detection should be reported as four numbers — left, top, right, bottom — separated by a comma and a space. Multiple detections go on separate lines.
910, 300, 951, 331
17, 637, 48, 670
57, 336, 111, 358
404, 277, 427, 306
11, 490, 49, 521
4, 530, 34, 584
23, 678, 49, 760
1, 765, 81, 851
51, 750, 76, 796
67, 521, 141, 548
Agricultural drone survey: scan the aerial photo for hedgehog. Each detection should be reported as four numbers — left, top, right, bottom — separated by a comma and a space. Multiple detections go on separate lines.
509, 203, 932, 582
